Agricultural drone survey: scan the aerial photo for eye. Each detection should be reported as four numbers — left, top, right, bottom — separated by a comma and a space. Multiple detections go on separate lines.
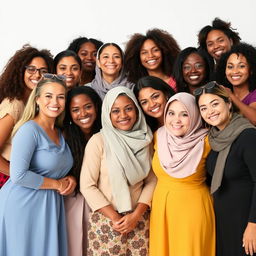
71, 66, 80, 71
40, 68, 48, 74
200, 107, 206, 112
226, 64, 233, 69
45, 94, 52, 98
58, 95, 65, 100
58, 67, 66, 71
239, 64, 247, 69
85, 104, 92, 110
195, 63, 204, 69
212, 102, 219, 108
125, 106, 134, 112
167, 111, 174, 116
181, 112, 188, 117
140, 50, 147, 55
183, 65, 191, 71
111, 109, 119, 114
72, 108, 79, 113
152, 94, 160, 100
140, 100, 147, 106
207, 42, 213, 48
93, 52, 97, 57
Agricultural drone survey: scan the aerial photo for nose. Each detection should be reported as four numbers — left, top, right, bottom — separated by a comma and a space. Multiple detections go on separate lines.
213, 41, 219, 49
120, 109, 128, 118
149, 98, 156, 108
80, 107, 86, 117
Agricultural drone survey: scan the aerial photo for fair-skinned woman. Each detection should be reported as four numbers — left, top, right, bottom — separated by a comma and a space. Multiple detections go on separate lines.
216, 43, 256, 125
195, 81, 256, 256
134, 76, 175, 132
54, 50, 82, 90
0, 76, 76, 256
80, 87, 156, 255
63, 86, 102, 256
68, 37, 103, 85
150, 92, 215, 256
88, 42, 133, 99
0, 45, 53, 188
125, 29, 180, 91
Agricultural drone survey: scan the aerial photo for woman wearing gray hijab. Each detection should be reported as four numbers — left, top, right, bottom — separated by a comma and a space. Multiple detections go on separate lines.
85, 43, 134, 99
80, 87, 156, 255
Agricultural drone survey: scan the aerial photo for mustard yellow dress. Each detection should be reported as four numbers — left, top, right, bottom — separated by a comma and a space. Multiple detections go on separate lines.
149, 137, 215, 256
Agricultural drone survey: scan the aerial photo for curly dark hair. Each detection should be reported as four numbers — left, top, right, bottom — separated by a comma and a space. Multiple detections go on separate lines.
198, 18, 241, 51
124, 28, 180, 83
0, 44, 53, 103
67, 37, 103, 53
133, 76, 175, 132
173, 47, 214, 92
216, 42, 256, 92
63, 86, 102, 192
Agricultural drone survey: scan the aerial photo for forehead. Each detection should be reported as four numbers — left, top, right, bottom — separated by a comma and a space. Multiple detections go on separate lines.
70, 94, 93, 105
184, 53, 204, 63
227, 53, 247, 63
138, 87, 163, 98
168, 100, 187, 111
206, 29, 229, 41
100, 45, 121, 55
112, 95, 134, 107
198, 93, 223, 105
79, 42, 97, 51
40, 82, 66, 94
141, 39, 158, 49
28, 57, 47, 67
57, 56, 79, 65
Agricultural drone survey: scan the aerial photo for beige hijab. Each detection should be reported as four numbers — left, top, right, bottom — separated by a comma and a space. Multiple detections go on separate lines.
101, 87, 153, 213
157, 92, 208, 178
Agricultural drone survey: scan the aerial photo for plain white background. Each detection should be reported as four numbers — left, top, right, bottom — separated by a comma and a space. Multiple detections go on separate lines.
1, 0, 255, 73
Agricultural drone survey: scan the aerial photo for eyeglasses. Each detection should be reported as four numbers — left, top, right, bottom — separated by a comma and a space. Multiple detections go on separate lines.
42, 73, 66, 81
194, 81, 218, 97
25, 65, 48, 75
183, 63, 205, 72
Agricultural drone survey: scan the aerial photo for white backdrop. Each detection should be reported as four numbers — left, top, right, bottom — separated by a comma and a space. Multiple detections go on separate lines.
1, 0, 256, 73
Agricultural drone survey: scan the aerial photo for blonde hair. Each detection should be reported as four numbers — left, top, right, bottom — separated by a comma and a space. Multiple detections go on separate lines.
12, 78, 67, 137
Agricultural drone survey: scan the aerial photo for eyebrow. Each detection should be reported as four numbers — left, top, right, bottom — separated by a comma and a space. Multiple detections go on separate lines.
199, 99, 219, 107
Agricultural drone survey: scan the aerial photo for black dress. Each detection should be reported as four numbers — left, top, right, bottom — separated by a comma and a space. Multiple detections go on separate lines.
207, 128, 256, 256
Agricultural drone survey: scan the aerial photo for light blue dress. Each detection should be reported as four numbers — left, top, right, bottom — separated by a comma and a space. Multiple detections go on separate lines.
0, 120, 73, 256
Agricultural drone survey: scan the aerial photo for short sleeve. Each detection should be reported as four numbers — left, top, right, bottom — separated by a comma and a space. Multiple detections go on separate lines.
0, 99, 24, 124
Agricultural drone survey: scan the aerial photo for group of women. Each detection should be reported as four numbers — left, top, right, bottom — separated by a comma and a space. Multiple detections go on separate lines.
0, 17, 256, 256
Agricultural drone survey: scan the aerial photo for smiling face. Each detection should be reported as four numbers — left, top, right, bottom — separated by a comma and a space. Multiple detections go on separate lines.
24, 57, 48, 91
206, 30, 233, 61
198, 93, 231, 130
110, 95, 137, 131
182, 53, 206, 87
97, 45, 122, 80
56, 56, 81, 89
165, 100, 190, 137
140, 39, 162, 72
36, 82, 66, 119
138, 87, 167, 122
225, 53, 250, 88
78, 42, 97, 72
70, 94, 97, 134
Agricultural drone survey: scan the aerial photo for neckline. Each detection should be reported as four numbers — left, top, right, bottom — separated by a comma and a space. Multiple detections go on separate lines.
31, 120, 62, 147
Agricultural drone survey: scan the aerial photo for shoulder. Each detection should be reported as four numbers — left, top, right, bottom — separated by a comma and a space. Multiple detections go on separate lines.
84, 82, 92, 87
15, 121, 39, 137
86, 132, 104, 148
0, 98, 24, 123
236, 128, 256, 142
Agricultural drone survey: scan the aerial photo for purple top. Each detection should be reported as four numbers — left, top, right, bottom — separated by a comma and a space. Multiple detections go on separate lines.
242, 89, 256, 105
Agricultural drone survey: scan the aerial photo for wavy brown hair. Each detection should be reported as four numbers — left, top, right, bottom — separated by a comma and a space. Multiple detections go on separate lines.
124, 28, 180, 83
0, 44, 53, 103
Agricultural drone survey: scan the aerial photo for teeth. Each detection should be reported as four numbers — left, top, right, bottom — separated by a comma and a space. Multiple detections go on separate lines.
66, 78, 73, 82
209, 115, 218, 121
80, 117, 90, 124
147, 60, 156, 64
31, 80, 39, 84
48, 107, 59, 111
231, 75, 241, 80
189, 75, 199, 80
215, 50, 223, 56
151, 107, 160, 113
118, 120, 129, 124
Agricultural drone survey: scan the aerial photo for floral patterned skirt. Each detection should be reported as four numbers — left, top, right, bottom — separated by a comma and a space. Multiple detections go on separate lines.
87, 210, 150, 256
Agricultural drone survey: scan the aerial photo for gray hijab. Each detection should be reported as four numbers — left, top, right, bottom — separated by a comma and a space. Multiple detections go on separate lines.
90, 43, 134, 100
101, 87, 153, 213
209, 113, 255, 194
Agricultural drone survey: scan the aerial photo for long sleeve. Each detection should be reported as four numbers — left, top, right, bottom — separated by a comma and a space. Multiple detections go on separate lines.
10, 122, 44, 189
138, 170, 156, 207
240, 129, 256, 222
80, 133, 110, 211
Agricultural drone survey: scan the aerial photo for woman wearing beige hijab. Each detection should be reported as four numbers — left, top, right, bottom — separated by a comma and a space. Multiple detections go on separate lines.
80, 86, 156, 255
150, 92, 215, 256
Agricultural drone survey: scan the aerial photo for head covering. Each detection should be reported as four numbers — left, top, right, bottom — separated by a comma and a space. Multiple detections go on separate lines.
101, 87, 153, 213
157, 92, 208, 178
209, 113, 255, 194
91, 43, 134, 100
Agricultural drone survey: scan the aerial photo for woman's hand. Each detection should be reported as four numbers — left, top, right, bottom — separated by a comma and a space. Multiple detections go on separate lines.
113, 212, 140, 234
58, 175, 77, 195
243, 222, 256, 255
